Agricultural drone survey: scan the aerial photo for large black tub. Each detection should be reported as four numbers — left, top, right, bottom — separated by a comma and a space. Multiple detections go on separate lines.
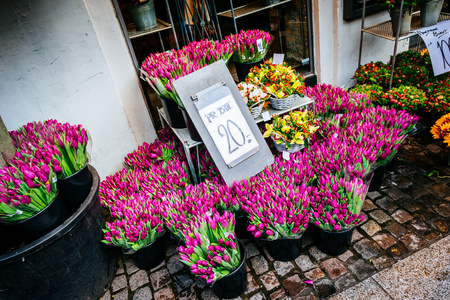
0, 165, 116, 300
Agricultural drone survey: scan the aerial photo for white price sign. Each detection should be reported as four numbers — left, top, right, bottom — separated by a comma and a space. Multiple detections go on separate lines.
415, 20, 450, 76
198, 94, 259, 166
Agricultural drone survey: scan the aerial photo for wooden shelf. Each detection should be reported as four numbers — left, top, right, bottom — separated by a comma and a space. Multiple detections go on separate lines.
217, 0, 292, 19
128, 19, 172, 39
362, 11, 450, 41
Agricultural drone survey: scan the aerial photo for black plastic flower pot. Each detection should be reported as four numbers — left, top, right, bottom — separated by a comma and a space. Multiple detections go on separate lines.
159, 96, 186, 129
1, 190, 68, 245
311, 223, 354, 256
57, 164, 93, 215
234, 59, 264, 82
212, 240, 247, 299
180, 107, 202, 142
235, 214, 253, 239
368, 165, 386, 192
0, 165, 117, 300
129, 235, 166, 270
266, 235, 303, 262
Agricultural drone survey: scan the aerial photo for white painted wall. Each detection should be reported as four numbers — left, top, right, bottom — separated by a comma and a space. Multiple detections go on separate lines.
313, 0, 409, 88
0, 0, 157, 178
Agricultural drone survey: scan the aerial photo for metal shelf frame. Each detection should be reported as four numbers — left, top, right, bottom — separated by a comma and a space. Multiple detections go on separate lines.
358, 0, 450, 89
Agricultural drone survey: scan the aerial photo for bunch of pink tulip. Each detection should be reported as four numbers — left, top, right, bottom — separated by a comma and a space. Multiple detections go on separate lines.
309, 174, 367, 231
182, 39, 233, 66
178, 211, 241, 283
223, 29, 272, 63
0, 149, 58, 223
10, 119, 90, 179
101, 190, 165, 251
124, 140, 182, 171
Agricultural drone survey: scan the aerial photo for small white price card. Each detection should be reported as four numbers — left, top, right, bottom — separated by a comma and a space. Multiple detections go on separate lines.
257, 39, 264, 52
198, 93, 259, 166
262, 111, 271, 122
415, 20, 450, 76
273, 53, 285, 65
282, 151, 290, 161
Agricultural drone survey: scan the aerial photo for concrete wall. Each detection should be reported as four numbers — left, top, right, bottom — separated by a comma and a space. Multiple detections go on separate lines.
0, 0, 157, 178
313, 0, 409, 88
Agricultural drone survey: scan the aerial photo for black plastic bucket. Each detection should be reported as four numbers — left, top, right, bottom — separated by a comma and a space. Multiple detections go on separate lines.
180, 108, 202, 142
212, 240, 247, 299
234, 59, 264, 82
368, 165, 386, 192
129, 235, 166, 270
0, 165, 116, 300
312, 223, 354, 256
160, 96, 186, 129
1, 191, 68, 245
266, 235, 303, 261
235, 214, 252, 239
57, 164, 93, 215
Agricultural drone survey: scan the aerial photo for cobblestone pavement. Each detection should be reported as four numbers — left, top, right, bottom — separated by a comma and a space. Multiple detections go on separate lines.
100, 125, 450, 300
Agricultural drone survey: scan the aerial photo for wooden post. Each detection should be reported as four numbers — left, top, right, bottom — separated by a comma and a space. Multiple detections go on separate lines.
0, 116, 16, 167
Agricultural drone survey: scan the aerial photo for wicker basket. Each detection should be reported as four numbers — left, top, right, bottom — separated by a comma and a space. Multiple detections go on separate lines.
249, 101, 265, 119
270, 94, 299, 110
271, 135, 304, 153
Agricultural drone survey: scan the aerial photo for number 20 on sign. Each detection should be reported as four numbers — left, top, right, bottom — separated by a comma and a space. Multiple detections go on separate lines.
198, 94, 259, 166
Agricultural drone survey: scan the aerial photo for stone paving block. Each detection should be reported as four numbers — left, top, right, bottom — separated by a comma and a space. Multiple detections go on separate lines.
250, 292, 266, 300
373, 233, 397, 249
431, 182, 450, 198
337, 250, 353, 262
165, 242, 178, 256
178, 288, 197, 300
353, 239, 382, 260
133, 286, 152, 300
304, 268, 325, 281
167, 254, 184, 274
424, 232, 440, 241
433, 219, 450, 233
101, 289, 111, 300
329, 278, 392, 300
401, 198, 423, 213
308, 246, 327, 261
194, 277, 208, 289
111, 274, 127, 292
410, 221, 431, 235
245, 242, 260, 258
150, 269, 172, 291
366, 191, 381, 200
392, 209, 413, 224
314, 279, 336, 299
369, 210, 391, 224
351, 229, 363, 243
263, 247, 274, 261
434, 202, 450, 217
282, 274, 308, 297
295, 255, 316, 272
396, 165, 417, 177
129, 270, 150, 291
360, 220, 381, 236
385, 222, 408, 237
371, 255, 395, 270
273, 260, 294, 277
409, 186, 431, 200
362, 199, 377, 212
261, 271, 280, 291
385, 174, 412, 190
388, 242, 409, 258
426, 143, 443, 153
375, 197, 398, 213
384, 187, 410, 201
174, 274, 194, 292
270, 289, 287, 300
116, 257, 124, 275
124, 258, 140, 275
319, 258, 347, 280
333, 272, 357, 292
113, 289, 128, 300
251, 255, 269, 275
348, 259, 376, 281
150, 260, 165, 272
399, 233, 427, 251
200, 288, 219, 300
245, 273, 259, 294
154, 286, 175, 300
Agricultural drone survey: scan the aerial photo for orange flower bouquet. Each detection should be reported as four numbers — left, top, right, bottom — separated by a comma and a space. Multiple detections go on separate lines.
430, 113, 450, 146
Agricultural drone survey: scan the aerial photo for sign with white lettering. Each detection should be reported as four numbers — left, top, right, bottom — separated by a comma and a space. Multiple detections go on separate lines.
196, 90, 259, 166
415, 20, 450, 76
